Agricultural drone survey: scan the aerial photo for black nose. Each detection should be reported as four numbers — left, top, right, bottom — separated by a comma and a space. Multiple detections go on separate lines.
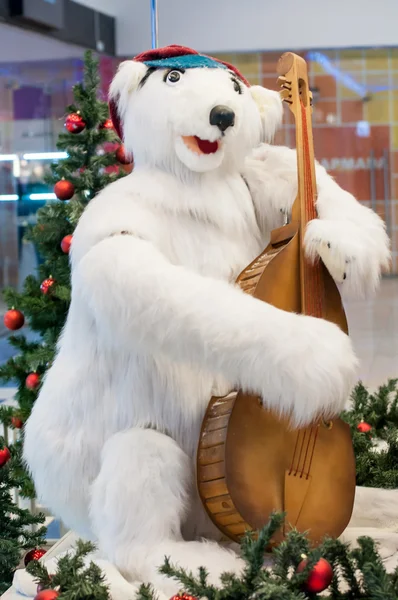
209, 105, 235, 132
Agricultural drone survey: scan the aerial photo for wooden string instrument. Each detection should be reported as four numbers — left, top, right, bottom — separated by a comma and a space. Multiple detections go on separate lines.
197, 52, 356, 546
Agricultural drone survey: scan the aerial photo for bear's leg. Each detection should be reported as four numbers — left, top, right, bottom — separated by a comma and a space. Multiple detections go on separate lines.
90, 428, 244, 597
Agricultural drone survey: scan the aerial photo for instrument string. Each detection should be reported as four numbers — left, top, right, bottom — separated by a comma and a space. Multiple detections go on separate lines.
289, 102, 323, 479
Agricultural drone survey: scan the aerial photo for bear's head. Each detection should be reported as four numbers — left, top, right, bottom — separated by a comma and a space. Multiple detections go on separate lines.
109, 45, 282, 174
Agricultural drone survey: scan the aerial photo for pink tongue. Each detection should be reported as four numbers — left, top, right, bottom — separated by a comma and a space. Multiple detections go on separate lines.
195, 136, 218, 154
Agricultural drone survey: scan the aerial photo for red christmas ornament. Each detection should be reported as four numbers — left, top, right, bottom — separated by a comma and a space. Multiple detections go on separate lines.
3, 308, 25, 331
297, 557, 333, 594
169, 595, 198, 600
24, 548, 47, 567
357, 421, 372, 433
61, 234, 73, 254
54, 180, 75, 201
65, 112, 85, 133
11, 416, 23, 429
40, 277, 55, 295
0, 447, 11, 467
100, 118, 114, 130
34, 589, 58, 600
116, 145, 133, 165
26, 373, 40, 390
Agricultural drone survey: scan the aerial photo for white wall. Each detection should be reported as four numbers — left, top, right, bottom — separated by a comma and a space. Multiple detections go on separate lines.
76, 0, 398, 56
0, 23, 85, 63
0, 1, 393, 61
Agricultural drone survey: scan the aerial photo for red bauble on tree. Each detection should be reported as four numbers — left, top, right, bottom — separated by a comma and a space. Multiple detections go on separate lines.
116, 144, 133, 165
26, 373, 40, 390
297, 557, 333, 594
357, 421, 372, 433
61, 234, 73, 254
34, 590, 59, 600
3, 308, 25, 331
169, 595, 198, 600
11, 416, 23, 429
100, 118, 114, 130
40, 277, 55, 295
65, 112, 86, 133
54, 179, 75, 201
0, 447, 11, 467
24, 548, 47, 566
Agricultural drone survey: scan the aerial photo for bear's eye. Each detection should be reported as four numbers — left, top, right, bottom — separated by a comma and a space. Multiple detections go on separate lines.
232, 79, 242, 94
165, 70, 182, 85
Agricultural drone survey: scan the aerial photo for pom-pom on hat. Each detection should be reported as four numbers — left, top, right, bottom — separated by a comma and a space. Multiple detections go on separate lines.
109, 44, 250, 141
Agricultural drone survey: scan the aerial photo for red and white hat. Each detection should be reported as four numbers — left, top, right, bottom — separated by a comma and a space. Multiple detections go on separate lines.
109, 44, 250, 140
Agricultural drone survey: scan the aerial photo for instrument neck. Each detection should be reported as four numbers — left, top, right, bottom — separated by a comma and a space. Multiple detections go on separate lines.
292, 101, 317, 227
293, 100, 322, 318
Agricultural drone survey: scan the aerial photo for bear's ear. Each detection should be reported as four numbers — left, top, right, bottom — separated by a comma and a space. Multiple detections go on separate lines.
109, 60, 148, 140
250, 86, 283, 143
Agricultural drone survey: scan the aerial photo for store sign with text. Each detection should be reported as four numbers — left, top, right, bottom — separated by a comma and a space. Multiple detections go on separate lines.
321, 157, 386, 171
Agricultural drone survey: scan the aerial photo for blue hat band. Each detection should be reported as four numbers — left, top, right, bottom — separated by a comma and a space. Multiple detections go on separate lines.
143, 54, 227, 71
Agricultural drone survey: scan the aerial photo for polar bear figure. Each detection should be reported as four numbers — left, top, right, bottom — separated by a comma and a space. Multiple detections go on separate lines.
24, 45, 390, 596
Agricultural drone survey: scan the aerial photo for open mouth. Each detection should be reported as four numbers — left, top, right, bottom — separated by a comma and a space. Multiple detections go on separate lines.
181, 135, 220, 155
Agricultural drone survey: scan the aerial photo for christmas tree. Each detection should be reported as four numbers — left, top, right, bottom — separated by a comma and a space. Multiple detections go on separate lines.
0, 50, 129, 495
0, 50, 129, 590
0, 441, 46, 594
342, 379, 398, 489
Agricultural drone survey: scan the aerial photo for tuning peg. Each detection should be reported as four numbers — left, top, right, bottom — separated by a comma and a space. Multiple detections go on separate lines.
280, 88, 292, 102
278, 76, 292, 89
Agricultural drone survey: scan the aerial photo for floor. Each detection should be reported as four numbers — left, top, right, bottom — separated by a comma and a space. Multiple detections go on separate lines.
344, 278, 398, 388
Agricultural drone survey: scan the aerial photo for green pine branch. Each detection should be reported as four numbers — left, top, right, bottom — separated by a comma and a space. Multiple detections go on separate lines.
341, 379, 398, 488
27, 541, 110, 600
0, 440, 46, 593
27, 513, 397, 600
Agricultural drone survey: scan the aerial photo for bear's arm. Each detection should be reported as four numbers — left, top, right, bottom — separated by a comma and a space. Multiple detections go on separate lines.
70, 228, 354, 424
71, 230, 286, 384
243, 143, 390, 297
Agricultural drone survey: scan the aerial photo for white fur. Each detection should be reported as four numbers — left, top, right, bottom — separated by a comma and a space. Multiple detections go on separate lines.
23, 62, 390, 597
247, 144, 391, 297
250, 86, 283, 142
109, 60, 279, 174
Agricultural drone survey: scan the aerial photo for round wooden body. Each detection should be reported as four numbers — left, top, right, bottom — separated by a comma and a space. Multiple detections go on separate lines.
197, 228, 356, 545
